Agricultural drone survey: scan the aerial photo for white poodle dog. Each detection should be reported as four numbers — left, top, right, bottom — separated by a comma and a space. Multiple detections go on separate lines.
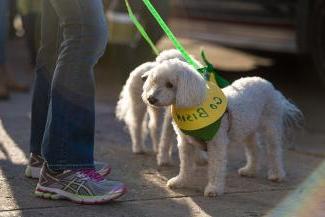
116, 49, 206, 166
116, 60, 159, 154
142, 58, 303, 197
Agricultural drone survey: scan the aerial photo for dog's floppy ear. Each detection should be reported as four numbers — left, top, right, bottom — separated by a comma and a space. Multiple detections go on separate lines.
131, 61, 156, 82
176, 64, 207, 108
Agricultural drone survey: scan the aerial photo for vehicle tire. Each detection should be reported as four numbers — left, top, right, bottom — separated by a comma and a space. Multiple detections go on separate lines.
310, 0, 325, 85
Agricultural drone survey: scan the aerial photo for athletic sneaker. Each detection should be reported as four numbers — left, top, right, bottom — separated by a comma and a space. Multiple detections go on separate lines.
25, 153, 111, 179
35, 163, 127, 204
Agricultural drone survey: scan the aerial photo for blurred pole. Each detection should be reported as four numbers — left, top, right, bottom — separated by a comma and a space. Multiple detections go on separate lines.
8, 0, 17, 39
18, 0, 42, 66
0, 0, 9, 66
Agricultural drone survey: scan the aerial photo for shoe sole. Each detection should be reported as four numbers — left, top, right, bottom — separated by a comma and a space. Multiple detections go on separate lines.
35, 184, 128, 204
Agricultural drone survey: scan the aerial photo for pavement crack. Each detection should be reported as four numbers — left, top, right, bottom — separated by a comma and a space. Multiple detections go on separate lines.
0, 205, 77, 213
289, 149, 325, 158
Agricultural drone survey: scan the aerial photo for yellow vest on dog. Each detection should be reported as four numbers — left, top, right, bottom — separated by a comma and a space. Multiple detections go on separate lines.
171, 74, 227, 141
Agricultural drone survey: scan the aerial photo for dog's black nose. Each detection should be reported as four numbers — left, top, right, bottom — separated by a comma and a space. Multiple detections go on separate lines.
147, 96, 158, 105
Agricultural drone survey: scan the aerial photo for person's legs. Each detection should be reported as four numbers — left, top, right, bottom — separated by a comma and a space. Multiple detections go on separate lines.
29, 0, 111, 171
8, 0, 17, 39
0, 0, 9, 65
22, 13, 38, 66
29, 0, 60, 156
29, 1, 127, 203
0, 0, 29, 96
41, 0, 108, 170
0, 0, 10, 99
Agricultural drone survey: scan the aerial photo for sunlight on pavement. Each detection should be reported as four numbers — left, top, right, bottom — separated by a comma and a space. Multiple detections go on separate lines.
0, 119, 27, 214
142, 170, 212, 217
265, 161, 325, 217
0, 170, 22, 213
176, 197, 213, 217
0, 119, 28, 165
0, 146, 7, 160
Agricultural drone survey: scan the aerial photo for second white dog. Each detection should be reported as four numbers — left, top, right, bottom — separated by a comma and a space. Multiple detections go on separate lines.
116, 49, 206, 166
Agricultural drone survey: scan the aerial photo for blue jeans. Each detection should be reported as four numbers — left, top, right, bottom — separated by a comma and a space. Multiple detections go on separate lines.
0, 0, 9, 65
30, 0, 108, 170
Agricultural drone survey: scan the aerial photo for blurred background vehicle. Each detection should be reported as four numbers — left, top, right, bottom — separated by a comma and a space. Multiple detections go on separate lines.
9, 0, 324, 85
170, 0, 325, 84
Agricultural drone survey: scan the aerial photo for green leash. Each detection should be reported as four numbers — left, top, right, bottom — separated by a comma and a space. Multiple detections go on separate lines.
125, 0, 230, 141
125, 0, 198, 69
125, 0, 160, 55
125, 0, 229, 87
141, 0, 200, 69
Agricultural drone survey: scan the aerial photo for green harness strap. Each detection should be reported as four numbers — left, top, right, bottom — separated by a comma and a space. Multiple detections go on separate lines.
200, 51, 231, 88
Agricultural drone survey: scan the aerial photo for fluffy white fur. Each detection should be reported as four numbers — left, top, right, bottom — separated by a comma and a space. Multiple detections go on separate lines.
116, 49, 207, 166
142, 58, 303, 197
116, 61, 158, 153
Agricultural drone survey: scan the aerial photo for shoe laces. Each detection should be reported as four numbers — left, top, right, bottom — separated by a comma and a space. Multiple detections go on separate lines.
77, 169, 104, 182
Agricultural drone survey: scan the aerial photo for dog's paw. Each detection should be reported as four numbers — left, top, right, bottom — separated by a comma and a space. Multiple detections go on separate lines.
157, 154, 173, 167
132, 146, 147, 154
167, 176, 184, 189
132, 150, 146, 154
204, 184, 224, 197
268, 169, 286, 182
157, 160, 173, 167
238, 166, 256, 177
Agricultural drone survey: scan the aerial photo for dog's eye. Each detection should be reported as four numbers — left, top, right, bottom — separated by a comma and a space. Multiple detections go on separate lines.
166, 82, 174, 88
141, 75, 148, 82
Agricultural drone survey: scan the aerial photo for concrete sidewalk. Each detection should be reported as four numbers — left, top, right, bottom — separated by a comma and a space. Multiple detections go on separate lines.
0, 39, 324, 217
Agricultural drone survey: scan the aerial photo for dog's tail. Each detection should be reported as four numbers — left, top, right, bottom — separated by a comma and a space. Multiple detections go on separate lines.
115, 84, 129, 122
116, 62, 157, 122
278, 91, 304, 149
